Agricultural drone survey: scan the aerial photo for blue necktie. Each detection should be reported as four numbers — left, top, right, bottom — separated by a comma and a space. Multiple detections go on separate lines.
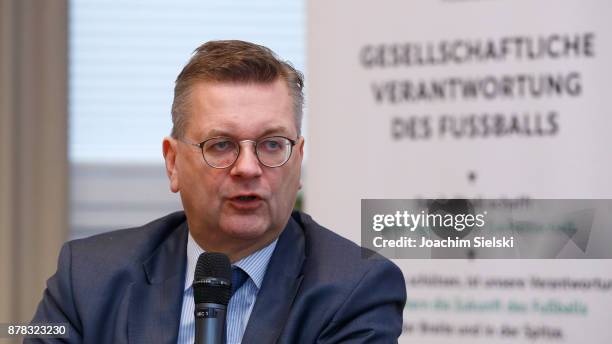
231, 266, 248, 296
225, 267, 248, 344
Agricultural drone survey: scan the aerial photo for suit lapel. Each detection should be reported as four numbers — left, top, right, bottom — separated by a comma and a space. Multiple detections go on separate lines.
241, 216, 305, 344
128, 222, 188, 344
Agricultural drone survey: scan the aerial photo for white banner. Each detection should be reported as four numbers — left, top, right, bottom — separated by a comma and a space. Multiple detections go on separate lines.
306, 0, 612, 342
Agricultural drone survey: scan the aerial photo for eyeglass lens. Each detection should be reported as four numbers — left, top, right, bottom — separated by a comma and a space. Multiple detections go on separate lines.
202, 137, 292, 168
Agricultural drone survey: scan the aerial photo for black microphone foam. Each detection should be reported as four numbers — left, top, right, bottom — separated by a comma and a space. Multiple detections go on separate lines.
193, 252, 232, 305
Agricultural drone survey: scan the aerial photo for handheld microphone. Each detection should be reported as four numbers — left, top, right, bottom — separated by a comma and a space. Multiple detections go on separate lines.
193, 252, 232, 344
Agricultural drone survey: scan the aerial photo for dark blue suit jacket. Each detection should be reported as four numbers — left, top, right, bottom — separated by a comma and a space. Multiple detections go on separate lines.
29, 211, 406, 343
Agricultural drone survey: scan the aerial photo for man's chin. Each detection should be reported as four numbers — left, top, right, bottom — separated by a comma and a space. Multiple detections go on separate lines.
220, 215, 270, 240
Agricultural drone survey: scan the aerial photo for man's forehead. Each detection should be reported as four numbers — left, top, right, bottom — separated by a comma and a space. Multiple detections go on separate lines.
184, 80, 297, 139
186, 112, 298, 140
189, 79, 291, 101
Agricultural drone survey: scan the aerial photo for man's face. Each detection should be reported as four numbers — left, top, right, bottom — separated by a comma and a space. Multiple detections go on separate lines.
163, 79, 304, 254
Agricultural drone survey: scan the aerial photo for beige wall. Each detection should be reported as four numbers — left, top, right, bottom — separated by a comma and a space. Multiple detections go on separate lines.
0, 0, 68, 332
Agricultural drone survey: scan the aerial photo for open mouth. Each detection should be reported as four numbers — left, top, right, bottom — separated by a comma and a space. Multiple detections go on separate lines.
235, 195, 259, 201
229, 195, 263, 210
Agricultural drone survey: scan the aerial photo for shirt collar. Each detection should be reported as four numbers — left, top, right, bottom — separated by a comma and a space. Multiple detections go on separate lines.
184, 231, 277, 291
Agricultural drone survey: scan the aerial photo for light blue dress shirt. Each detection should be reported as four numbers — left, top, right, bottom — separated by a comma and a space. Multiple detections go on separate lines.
177, 232, 277, 344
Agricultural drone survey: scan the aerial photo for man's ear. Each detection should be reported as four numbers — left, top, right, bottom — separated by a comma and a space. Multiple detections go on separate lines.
298, 136, 305, 159
298, 136, 305, 190
162, 137, 180, 193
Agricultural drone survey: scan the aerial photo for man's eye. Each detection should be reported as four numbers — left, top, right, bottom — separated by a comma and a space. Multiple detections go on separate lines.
211, 140, 233, 151
261, 139, 282, 151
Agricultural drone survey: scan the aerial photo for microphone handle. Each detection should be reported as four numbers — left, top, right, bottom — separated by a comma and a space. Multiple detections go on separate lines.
194, 303, 227, 344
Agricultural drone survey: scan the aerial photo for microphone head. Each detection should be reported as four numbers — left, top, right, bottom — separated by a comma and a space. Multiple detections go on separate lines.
193, 252, 232, 305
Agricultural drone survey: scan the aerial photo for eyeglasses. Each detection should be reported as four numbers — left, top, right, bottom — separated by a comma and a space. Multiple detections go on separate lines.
180, 136, 297, 168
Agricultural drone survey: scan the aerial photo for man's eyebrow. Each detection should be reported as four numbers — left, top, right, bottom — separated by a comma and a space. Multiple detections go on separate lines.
258, 126, 295, 138
204, 128, 234, 138
202, 126, 295, 139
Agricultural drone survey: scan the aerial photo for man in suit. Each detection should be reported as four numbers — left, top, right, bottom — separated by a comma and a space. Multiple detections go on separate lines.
30, 40, 406, 343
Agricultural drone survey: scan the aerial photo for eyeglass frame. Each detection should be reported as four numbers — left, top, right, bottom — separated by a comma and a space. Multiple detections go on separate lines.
179, 135, 298, 169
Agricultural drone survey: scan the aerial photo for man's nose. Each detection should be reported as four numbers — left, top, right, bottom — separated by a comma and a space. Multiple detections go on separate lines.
230, 141, 263, 178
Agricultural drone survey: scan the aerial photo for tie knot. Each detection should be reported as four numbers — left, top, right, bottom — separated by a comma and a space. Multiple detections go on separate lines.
231, 266, 248, 296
